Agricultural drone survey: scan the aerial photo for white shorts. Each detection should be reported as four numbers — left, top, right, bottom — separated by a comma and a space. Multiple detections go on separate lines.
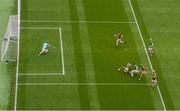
124, 67, 128, 73
116, 39, 124, 44
141, 71, 146, 74
148, 47, 153, 52
152, 79, 158, 85
42, 48, 48, 53
131, 70, 139, 74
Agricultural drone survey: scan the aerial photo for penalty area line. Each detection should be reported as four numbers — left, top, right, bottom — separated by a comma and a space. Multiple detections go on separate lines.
18, 73, 64, 76
21, 20, 136, 24
18, 82, 152, 86
59, 28, 65, 75
20, 27, 66, 76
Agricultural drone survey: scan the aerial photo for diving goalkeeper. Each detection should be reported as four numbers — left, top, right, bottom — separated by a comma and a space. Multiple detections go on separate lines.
39, 42, 55, 56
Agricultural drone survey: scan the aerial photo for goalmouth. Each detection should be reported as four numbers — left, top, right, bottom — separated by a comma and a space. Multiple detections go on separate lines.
1, 15, 18, 62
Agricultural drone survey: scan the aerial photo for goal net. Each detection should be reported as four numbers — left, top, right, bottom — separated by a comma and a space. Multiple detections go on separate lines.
1, 15, 18, 61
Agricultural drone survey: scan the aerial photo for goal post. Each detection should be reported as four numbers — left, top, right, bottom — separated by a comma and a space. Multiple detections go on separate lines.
1, 15, 18, 61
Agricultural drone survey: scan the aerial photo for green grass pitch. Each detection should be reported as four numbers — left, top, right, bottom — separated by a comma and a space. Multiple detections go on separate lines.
9, 0, 180, 110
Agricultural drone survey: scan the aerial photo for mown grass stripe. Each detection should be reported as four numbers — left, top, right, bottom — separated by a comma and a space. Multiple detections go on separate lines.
131, 0, 175, 109
75, 0, 100, 109
69, 0, 90, 109
122, 0, 163, 109
128, 0, 166, 110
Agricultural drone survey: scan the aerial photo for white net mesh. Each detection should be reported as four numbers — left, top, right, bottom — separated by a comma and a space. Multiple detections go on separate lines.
1, 15, 18, 61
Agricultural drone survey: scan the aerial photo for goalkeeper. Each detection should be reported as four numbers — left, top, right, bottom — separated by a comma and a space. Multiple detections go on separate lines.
39, 42, 54, 56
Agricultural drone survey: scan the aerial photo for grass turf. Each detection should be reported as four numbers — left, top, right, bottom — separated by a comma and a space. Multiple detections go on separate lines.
132, 0, 180, 109
12, 0, 180, 110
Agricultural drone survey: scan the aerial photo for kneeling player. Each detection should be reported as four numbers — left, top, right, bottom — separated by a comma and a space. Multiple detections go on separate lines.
39, 42, 54, 56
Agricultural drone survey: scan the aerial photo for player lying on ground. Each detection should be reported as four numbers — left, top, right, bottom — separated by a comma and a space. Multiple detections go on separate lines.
151, 70, 158, 87
118, 63, 147, 80
118, 63, 132, 74
114, 31, 125, 47
129, 64, 139, 77
148, 38, 154, 56
39, 42, 55, 56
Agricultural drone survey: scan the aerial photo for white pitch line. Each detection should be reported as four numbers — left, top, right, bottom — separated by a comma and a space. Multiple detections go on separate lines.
20, 27, 65, 75
128, 0, 166, 110
59, 28, 65, 75
21, 20, 136, 24
20, 27, 59, 30
18, 82, 151, 86
19, 73, 63, 76
14, 0, 21, 110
